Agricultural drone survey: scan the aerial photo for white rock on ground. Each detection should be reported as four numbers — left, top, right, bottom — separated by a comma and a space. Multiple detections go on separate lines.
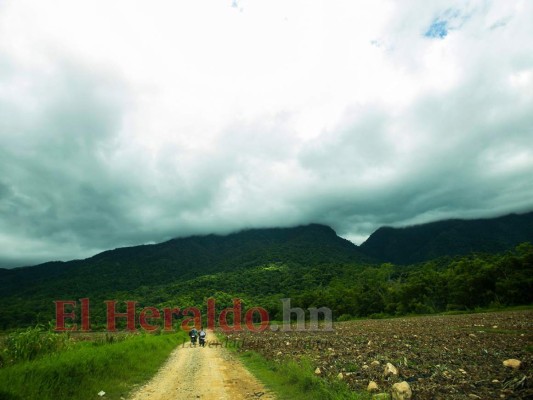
384, 362, 399, 376
391, 381, 412, 400
367, 381, 379, 392
503, 359, 521, 369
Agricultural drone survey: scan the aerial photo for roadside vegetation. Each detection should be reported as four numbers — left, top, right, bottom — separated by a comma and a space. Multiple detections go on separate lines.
220, 332, 370, 400
0, 326, 188, 400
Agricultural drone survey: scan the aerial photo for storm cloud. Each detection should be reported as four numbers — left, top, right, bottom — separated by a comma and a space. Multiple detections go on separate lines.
1, 0, 532, 267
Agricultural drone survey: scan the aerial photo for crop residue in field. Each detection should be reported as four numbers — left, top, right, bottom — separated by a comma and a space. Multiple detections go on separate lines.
226, 311, 532, 399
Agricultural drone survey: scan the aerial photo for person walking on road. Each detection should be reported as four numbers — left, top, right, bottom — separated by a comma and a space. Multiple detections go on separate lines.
189, 327, 198, 346
199, 327, 206, 347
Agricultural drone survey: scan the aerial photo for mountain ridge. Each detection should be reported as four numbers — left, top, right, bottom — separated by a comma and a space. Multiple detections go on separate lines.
1, 214, 532, 329
360, 211, 533, 264
0, 223, 367, 297
4, 211, 533, 272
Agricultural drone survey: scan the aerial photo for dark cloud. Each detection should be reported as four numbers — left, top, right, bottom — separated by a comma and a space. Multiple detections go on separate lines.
0, 58, 133, 267
1, 1, 532, 267
293, 68, 533, 240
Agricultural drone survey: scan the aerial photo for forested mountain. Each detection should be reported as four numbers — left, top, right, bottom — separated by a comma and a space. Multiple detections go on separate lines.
0, 224, 367, 328
360, 212, 533, 264
0, 224, 365, 297
0, 213, 532, 330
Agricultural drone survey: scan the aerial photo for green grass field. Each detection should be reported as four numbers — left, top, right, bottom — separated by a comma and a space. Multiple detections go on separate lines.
236, 350, 371, 400
0, 330, 188, 400
217, 330, 370, 400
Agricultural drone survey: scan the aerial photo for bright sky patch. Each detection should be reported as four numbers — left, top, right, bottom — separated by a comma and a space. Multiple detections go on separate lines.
425, 20, 448, 38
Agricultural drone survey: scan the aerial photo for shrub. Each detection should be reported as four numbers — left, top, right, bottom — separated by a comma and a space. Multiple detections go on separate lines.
1, 325, 70, 365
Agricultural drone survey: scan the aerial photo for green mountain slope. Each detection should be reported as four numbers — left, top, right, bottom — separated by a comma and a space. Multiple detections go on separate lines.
0, 224, 365, 296
1, 214, 532, 330
0, 224, 367, 328
360, 211, 533, 264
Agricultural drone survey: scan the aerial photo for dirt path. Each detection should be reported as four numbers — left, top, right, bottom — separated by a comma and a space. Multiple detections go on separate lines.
129, 332, 276, 400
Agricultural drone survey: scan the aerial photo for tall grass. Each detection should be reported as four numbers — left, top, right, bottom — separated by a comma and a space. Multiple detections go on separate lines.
228, 345, 370, 399
214, 329, 367, 399
0, 330, 188, 400
0, 325, 71, 366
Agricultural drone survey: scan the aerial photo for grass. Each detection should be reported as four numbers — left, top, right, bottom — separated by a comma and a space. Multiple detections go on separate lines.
332, 304, 533, 322
1, 325, 72, 365
441, 304, 533, 316
463, 327, 530, 335
239, 351, 370, 400
0, 331, 188, 400
220, 333, 370, 400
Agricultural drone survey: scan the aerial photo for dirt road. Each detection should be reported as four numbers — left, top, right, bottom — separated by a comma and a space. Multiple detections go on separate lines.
129, 333, 276, 400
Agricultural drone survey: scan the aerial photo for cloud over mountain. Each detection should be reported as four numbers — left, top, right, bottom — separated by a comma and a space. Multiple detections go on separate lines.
1, 0, 532, 267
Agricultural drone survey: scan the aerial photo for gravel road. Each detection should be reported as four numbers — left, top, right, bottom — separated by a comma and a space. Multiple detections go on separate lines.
129, 332, 276, 400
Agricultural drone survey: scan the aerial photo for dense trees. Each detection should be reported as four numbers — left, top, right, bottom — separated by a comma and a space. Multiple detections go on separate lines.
253, 243, 532, 320
1, 220, 532, 330
360, 211, 533, 264
4, 243, 532, 330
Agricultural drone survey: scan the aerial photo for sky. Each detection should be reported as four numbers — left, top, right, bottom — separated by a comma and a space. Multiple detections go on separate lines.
1, 0, 532, 268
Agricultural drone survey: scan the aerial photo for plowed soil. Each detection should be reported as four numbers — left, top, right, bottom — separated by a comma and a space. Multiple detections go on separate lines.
226, 310, 532, 399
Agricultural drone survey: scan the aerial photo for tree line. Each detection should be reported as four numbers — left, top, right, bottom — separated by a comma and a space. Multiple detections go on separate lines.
0, 243, 531, 330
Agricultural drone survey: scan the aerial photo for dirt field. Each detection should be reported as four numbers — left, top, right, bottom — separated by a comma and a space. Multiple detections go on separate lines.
128, 331, 275, 400
226, 310, 532, 399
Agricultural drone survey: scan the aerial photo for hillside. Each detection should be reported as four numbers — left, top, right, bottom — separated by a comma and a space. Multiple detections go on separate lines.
0, 224, 368, 328
1, 214, 532, 330
360, 211, 533, 264
0, 224, 365, 296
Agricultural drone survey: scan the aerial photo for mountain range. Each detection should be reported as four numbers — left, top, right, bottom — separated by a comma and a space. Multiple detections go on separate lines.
0, 211, 532, 329
360, 211, 533, 264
